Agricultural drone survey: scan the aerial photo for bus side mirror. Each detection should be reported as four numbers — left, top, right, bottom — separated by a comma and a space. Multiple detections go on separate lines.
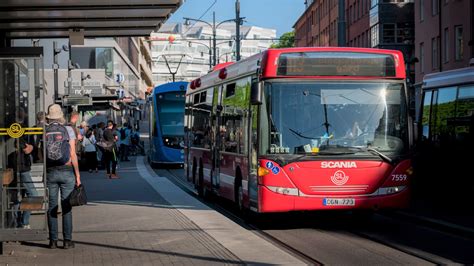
251, 82, 262, 105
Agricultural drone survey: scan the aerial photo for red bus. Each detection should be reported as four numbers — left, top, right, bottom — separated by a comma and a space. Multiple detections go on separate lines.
184, 47, 414, 213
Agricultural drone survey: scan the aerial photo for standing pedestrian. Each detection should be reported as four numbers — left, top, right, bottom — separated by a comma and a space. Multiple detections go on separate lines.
119, 123, 131, 161
102, 120, 119, 179
82, 129, 98, 173
45, 104, 81, 249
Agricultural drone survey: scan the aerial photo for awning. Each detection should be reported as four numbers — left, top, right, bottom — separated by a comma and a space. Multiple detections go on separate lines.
1, 0, 183, 38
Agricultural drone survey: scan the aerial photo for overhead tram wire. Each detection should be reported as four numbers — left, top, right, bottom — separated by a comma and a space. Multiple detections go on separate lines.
182, 0, 217, 35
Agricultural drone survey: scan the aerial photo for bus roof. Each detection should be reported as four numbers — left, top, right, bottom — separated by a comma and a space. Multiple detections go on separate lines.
422, 65, 474, 89
153, 81, 188, 95
187, 47, 406, 95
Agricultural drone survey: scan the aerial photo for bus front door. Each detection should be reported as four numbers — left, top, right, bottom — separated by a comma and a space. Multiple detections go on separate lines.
210, 86, 223, 191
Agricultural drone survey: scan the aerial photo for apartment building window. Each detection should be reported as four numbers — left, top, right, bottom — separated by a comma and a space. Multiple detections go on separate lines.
371, 24, 379, 47
443, 28, 449, 63
382, 24, 396, 43
357, 0, 360, 20
432, 0, 439, 16
420, 42, 425, 73
420, 0, 424, 21
455, 26, 463, 61
432, 37, 439, 69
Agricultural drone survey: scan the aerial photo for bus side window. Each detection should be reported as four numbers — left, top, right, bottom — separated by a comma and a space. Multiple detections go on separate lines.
455, 85, 474, 147
432, 87, 457, 148
221, 79, 250, 154
421, 90, 433, 141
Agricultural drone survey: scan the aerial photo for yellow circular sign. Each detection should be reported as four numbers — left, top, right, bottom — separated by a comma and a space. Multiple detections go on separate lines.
7, 123, 25, 138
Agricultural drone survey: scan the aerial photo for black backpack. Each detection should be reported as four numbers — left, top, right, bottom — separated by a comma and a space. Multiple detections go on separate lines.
45, 123, 71, 167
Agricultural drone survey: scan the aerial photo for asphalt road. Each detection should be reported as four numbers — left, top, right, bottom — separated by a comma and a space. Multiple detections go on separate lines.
156, 168, 474, 265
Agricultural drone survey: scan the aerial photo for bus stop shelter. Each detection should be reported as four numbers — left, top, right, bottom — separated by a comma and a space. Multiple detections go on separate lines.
0, 0, 182, 254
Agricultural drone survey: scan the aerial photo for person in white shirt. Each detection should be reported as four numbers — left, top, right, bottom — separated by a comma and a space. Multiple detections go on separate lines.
82, 128, 98, 173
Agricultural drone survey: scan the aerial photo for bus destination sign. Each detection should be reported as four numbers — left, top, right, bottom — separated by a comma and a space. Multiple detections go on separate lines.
277, 52, 396, 77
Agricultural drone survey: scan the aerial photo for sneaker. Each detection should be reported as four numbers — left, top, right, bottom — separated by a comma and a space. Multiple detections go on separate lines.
63, 240, 75, 249
23, 224, 31, 229
110, 174, 119, 179
49, 240, 58, 249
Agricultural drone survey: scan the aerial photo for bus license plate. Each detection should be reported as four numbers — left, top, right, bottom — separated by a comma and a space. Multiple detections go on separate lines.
323, 198, 355, 206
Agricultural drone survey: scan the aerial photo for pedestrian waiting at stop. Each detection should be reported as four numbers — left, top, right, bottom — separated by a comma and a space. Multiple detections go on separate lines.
82, 128, 98, 173
45, 104, 82, 249
102, 120, 119, 179
119, 123, 131, 162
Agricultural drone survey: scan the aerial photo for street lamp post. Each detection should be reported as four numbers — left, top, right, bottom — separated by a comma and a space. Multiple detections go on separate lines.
235, 0, 241, 61
188, 38, 213, 69
184, 11, 243, 66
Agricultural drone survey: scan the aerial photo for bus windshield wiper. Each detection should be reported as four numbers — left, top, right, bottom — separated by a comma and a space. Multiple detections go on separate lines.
273, 153, 316, 166
351, 147, 393, 164
318, 145, 357, 155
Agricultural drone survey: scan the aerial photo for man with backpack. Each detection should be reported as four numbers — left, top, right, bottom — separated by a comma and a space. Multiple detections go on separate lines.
45, 104, 81, 249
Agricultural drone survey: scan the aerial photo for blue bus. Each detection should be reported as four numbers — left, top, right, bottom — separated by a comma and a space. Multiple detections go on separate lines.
148, 81, 187, 167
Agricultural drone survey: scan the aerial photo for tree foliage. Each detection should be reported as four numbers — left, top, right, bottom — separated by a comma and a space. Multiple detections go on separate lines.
271, 31, 295, 48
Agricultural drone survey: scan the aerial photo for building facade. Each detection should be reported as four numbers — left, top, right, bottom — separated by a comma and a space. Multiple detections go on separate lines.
151, 22, 276, 85
294, 0, 415, 80
414, 0, 473, 83
12, 37, 152, 126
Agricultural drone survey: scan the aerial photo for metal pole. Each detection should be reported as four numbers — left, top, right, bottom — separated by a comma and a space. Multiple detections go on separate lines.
209, 37, 212, 70
67, 41, 73, 96
80, 72, 85, 95
53, 41, 59, 102
337, 0, 346, 46
235, 0, 241, 61
213, 12, 217, 66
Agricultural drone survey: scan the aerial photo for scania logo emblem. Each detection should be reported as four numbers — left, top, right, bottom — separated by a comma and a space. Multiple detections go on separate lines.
331, 170, 349, 186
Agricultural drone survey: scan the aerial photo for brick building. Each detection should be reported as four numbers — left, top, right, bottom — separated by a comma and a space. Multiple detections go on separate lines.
414, 0, 474, 83
294, 0, 414, 80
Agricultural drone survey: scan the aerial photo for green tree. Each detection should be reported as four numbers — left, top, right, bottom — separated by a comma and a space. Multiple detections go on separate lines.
271, 31, 295, 48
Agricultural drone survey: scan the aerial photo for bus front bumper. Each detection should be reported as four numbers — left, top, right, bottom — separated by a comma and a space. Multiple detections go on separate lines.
258, 185, 410, 213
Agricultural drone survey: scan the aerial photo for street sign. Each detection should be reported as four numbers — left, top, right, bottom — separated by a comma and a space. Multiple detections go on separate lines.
62, 95, 93, 106
115, 73, 125, 84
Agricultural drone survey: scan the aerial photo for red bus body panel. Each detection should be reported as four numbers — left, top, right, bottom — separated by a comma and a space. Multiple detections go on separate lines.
258, 159, 411, 212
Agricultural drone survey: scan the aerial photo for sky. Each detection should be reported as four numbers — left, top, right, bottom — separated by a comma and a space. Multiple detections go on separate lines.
167, 0, 305, 37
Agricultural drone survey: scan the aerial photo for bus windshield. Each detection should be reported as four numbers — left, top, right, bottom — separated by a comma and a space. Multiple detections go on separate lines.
156, 91, 185, 137
261, 80, 409, 157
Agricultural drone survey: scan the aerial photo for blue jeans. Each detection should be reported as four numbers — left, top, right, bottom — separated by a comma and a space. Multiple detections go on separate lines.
47, 166, 75, 241
19, 171, 38, 226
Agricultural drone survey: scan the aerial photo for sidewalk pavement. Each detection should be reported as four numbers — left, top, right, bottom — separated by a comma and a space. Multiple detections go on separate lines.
1, 157, 304, 265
